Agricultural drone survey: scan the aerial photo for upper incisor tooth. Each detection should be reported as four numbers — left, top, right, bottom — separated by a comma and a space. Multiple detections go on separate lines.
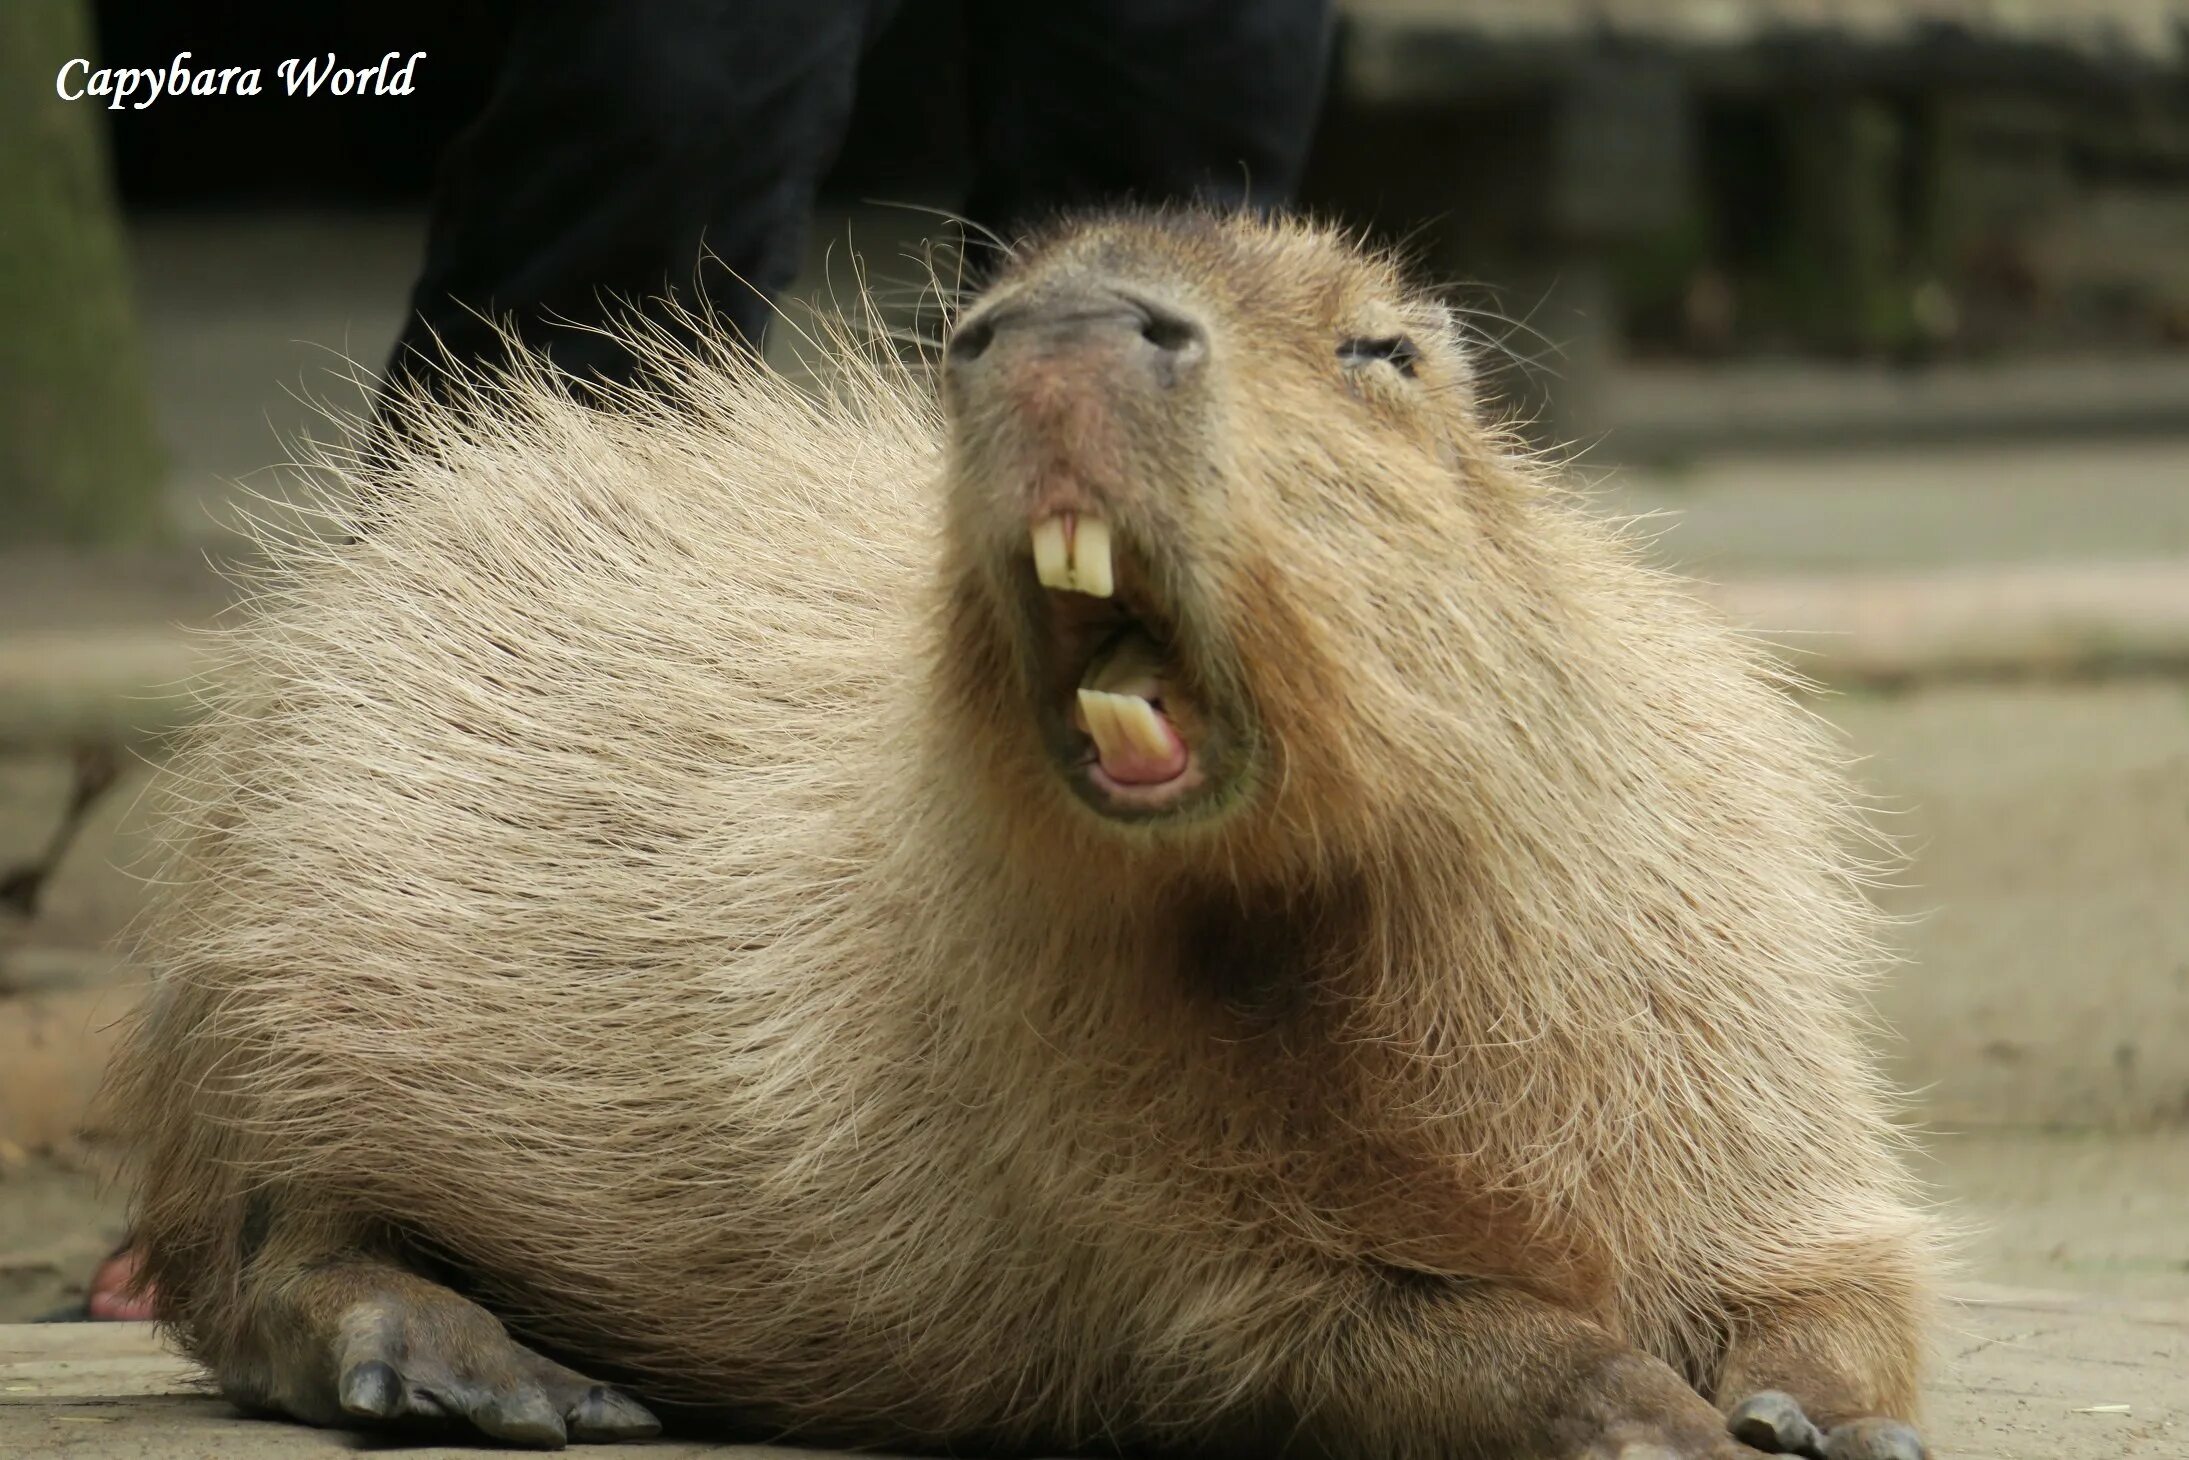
1030, 513, 1115, 597
1031, 517, 1071, 589
1072, 517, 1114, 598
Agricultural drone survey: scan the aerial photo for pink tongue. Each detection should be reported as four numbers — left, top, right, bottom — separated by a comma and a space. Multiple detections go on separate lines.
1078, 629, 1188, 784
1099, 703, 1188, 784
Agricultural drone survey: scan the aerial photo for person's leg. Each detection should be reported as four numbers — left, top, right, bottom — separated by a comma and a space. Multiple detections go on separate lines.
386, 0, 898, 402
961, 0, 1334, 236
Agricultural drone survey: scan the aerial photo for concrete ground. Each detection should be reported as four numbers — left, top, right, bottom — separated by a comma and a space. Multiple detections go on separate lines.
2, 210, 2186, 1456
4, 1285, 2183, 1458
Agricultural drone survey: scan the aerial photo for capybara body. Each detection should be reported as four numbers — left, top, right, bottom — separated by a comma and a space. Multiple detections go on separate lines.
109, 212, 1933, 1457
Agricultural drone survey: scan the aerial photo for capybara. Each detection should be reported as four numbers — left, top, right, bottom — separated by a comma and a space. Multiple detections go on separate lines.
106, 210, 1934, 1458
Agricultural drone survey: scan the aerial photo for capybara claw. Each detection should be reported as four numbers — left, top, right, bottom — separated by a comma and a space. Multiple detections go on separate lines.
336, 1357, 408, 1419
333, 1349, 659, 1448
565, 1382, 664, 1442
1728, 1390, 1826, 1457
1823, 1417, 1926, 1460
335, 1353, 567, 1447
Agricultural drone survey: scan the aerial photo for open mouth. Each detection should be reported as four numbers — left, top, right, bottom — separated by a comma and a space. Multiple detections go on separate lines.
1023, 511, 1216, 820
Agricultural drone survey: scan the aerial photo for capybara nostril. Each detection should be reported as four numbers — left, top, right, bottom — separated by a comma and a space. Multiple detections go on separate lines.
946, 286, 1207, 387
944, 314, 996, 366
1130, 295, 1205, 360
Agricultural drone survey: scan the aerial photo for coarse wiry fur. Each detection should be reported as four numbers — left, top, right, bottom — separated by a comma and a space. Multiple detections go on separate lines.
106, 210, 1935, 1456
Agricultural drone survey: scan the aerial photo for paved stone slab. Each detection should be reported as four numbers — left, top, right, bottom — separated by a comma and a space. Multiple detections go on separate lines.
0, 1323, 774, 1457
1601, 440, 2189, 579
1834, 682, 2189, 1128
0, 1322, 198, 1399
2, 1286, 2180, 1458
1708, 560, 2189, 683
1935, 1286, 2187, 1458
1595, 360, 2189, 460
0, 632, 199, 749
0, 1396, 795, 1459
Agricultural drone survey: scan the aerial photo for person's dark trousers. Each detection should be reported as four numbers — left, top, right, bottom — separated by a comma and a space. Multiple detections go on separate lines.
382, 0, 1333, 403
384, 0, 898, 403
960, 0, 1333, 233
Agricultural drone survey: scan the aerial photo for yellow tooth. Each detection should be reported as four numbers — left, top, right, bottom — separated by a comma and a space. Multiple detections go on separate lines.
1030, 514, 1116, 597
1077, 689, 1120, 763
1031, 516, 1071, 589
1114, 694, 1171, 759
1073, 517, 1115, 598
1080, 689, 1172, 767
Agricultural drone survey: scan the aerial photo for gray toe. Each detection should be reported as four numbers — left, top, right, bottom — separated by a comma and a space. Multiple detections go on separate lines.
1728, 1390, 1826, 1457
337, 1360, 405, 1420
1824, 1418, 1927, 1460
468, 1382, 568, 1449
567, 1383, 663, 1441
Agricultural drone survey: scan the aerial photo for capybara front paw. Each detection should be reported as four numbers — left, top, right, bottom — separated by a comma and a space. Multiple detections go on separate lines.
1727, 1391, 1925, 1460
1571, 1410, 1756, 1459
324, 1294, 659, 1448
1562, 1353, 1758, 1459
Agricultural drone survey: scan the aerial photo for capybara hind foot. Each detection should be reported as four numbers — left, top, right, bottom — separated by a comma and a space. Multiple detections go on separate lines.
1728, 1392, 1925, 1460
1291, 1289, 1755, 1460
1557, 1354, 1757, 1460
1715, 1283, 1928, 1460
225, 1257, 657, 1449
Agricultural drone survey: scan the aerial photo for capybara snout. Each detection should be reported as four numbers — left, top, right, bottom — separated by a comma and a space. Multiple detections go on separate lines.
944, 279, 1207, 378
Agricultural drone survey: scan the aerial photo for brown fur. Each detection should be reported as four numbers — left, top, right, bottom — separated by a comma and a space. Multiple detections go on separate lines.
104, 210, 1935, 1457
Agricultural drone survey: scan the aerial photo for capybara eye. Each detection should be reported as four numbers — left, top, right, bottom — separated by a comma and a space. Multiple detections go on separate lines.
1337, 334, 1420, 377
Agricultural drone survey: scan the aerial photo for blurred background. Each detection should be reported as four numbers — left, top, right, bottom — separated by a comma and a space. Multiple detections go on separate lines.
3, 0, 2186, 1370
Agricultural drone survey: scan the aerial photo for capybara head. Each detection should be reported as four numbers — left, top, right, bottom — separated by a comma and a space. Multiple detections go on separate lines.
936, 211, 1532, 860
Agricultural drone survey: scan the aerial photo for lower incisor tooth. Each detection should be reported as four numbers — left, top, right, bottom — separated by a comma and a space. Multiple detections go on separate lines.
1115, 695, 1171, 758
1077, 689, 1123, 759
1078, 689, 1171, 765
